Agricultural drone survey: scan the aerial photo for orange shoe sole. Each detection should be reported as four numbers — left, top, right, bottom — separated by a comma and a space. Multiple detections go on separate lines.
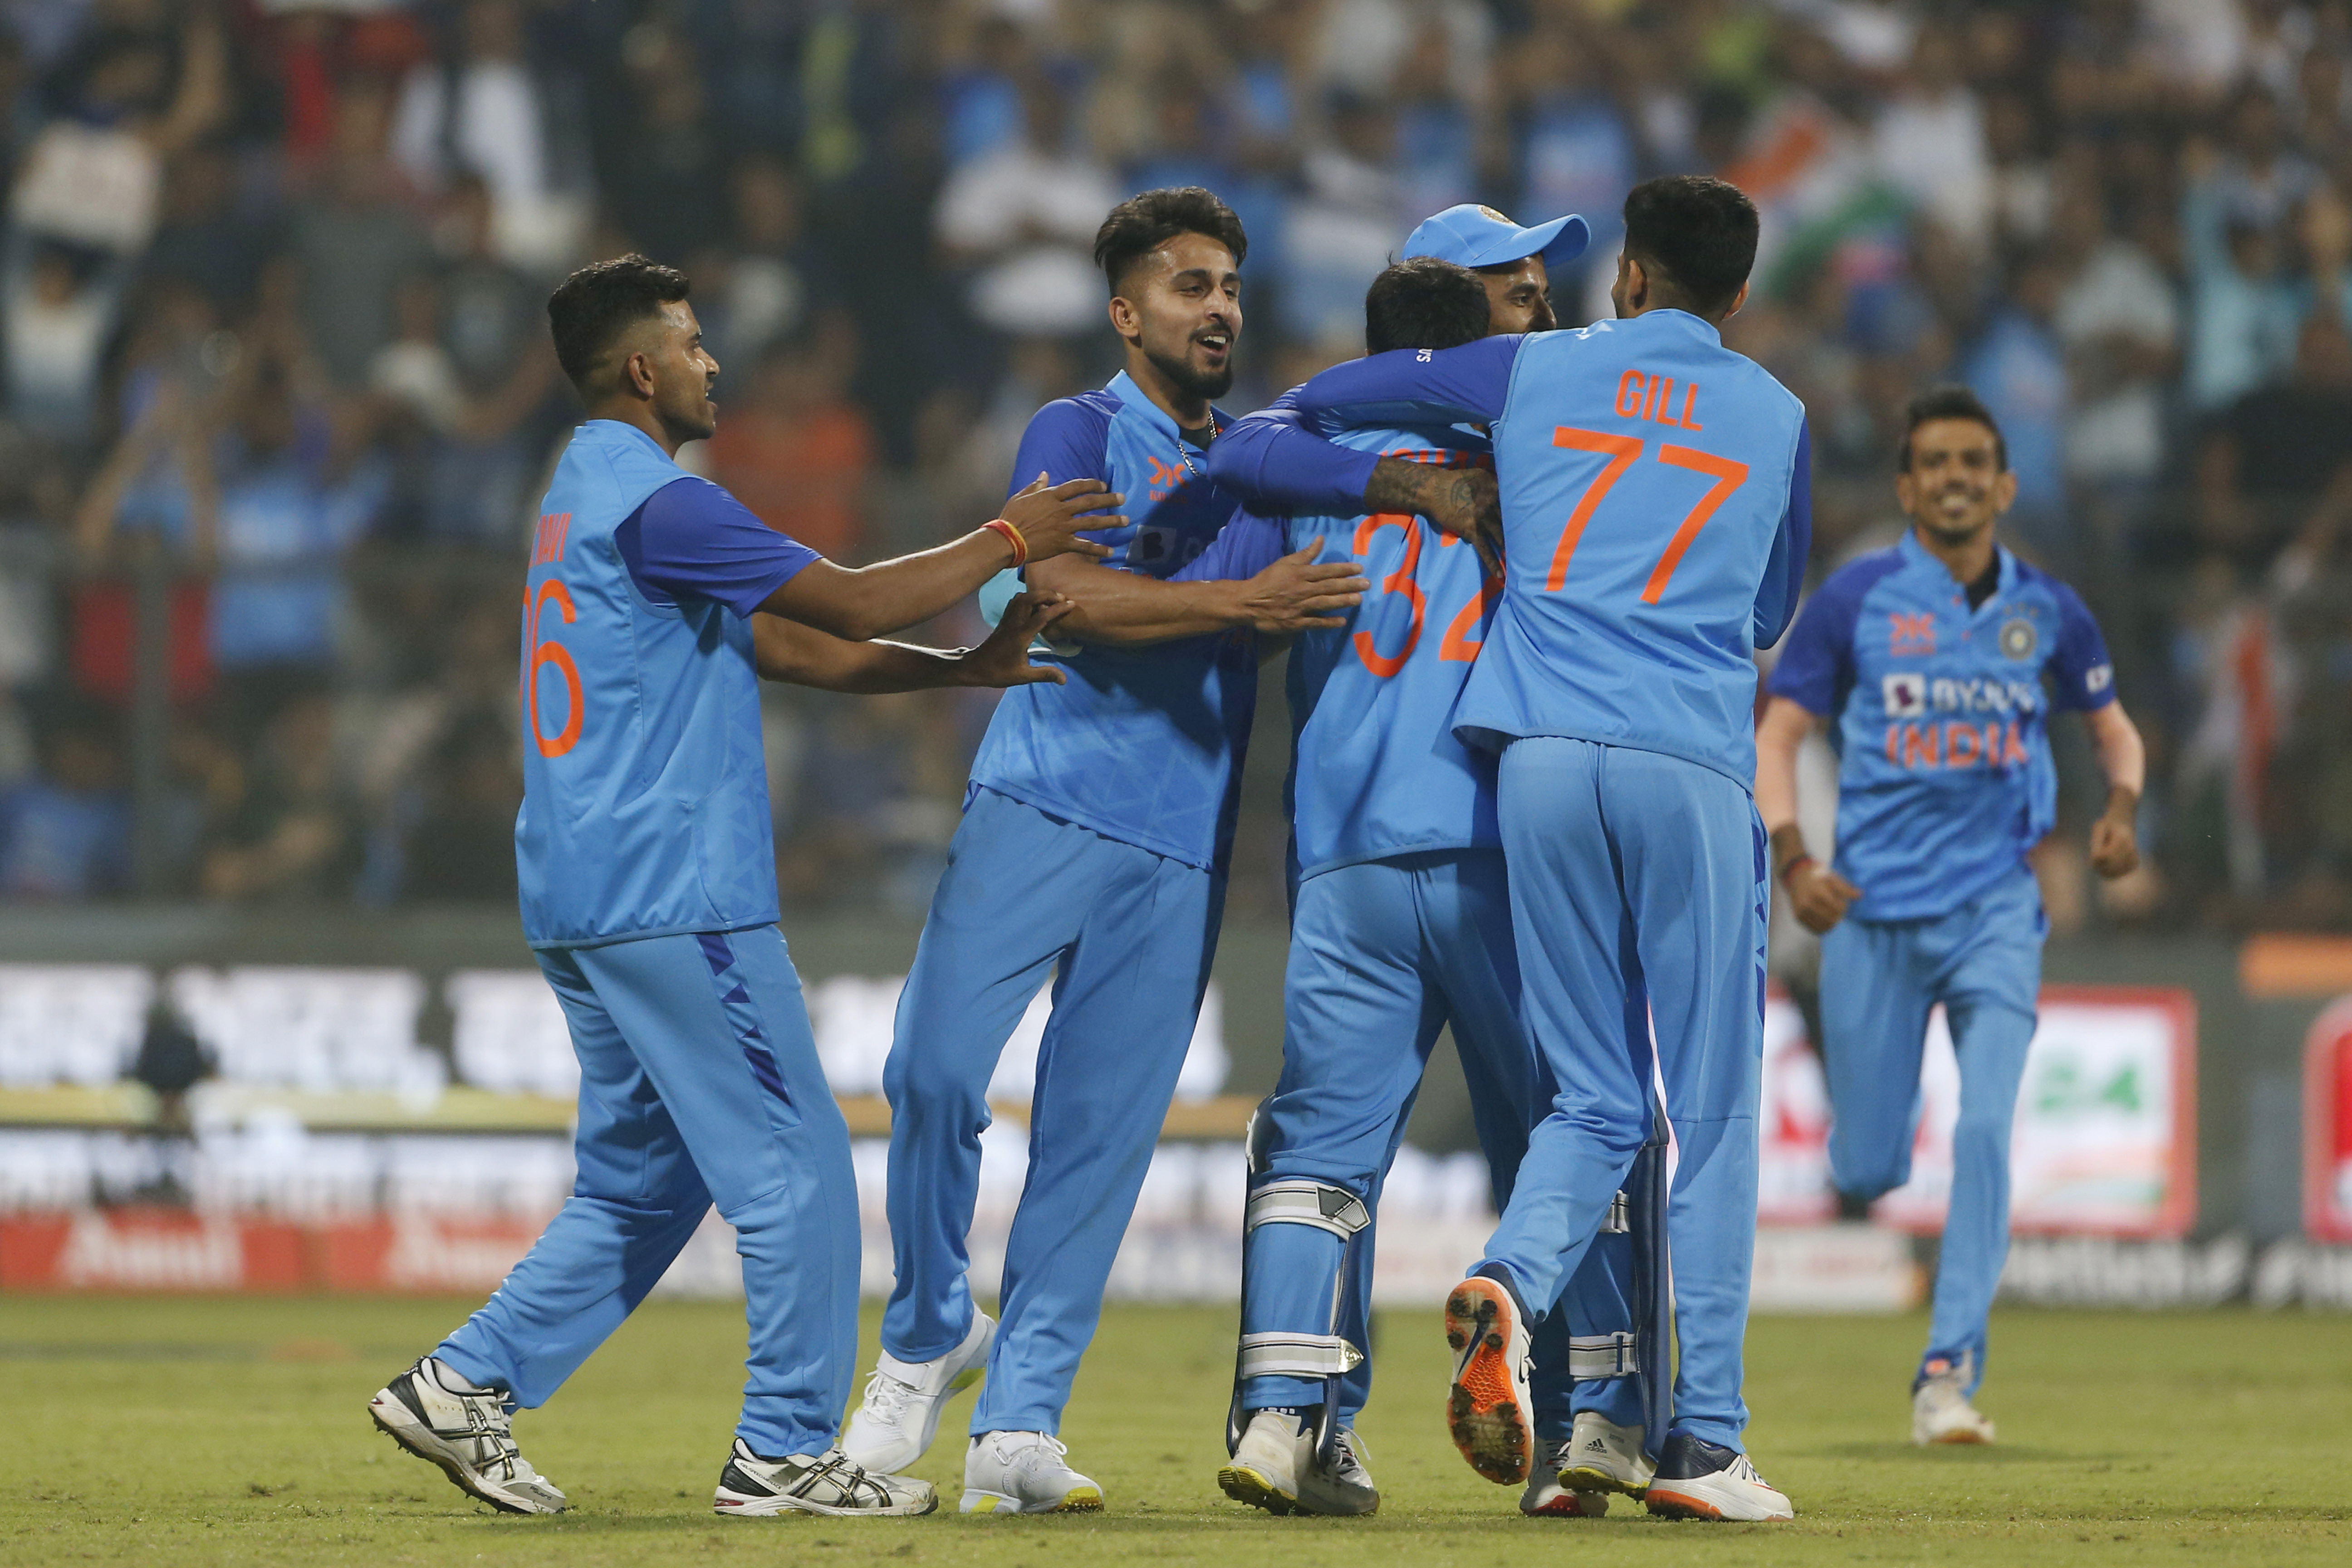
1443, 1278, 1531, 1485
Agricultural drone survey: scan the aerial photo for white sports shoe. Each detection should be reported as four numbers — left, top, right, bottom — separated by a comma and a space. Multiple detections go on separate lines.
1297, 1425, 1379, 1517
961, 1430, 1102, 1514
368, 1357, 567, 1514
1217, 1410, 1304, 1514
1643, 1434, 1794, 1522
1521, 1437, 1608, 1518
841, 1312, 995, 1473
712, 1440, 936, 1516
1913, 1353, 1996, 1445
1218, 1411, 1381, 1517
1555, 1410, 1655, 1496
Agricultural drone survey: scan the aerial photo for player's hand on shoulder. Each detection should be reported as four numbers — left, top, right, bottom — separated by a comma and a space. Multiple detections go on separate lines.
1786, 862, 1861, 935
1239, 539, 1371, 634
1371, 458, 1504, 573
962, 591, 1075, 687
1000, 473, 1122, 564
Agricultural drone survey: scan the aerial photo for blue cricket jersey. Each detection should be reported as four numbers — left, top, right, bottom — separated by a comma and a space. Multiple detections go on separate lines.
516, 420, 818, 947
966, 371, 1258, 871
1258, 315, 1812, 789
1186, 419, 1501, 882
1766, 530, 2117, 922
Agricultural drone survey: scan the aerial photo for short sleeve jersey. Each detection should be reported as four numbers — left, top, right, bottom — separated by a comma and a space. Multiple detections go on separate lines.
1767, 530, 2116, 921
965, 371, 1259, 870
516, 421, 817, 947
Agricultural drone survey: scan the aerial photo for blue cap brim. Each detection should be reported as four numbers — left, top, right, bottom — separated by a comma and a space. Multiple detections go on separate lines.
1404, 208, 1594, 271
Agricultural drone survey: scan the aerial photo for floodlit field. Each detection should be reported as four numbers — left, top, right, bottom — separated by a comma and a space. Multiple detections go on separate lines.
1, 1294, 2346, 1566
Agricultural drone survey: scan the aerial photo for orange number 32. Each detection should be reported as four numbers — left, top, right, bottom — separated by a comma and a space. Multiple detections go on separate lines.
1547, 427, 1750, 602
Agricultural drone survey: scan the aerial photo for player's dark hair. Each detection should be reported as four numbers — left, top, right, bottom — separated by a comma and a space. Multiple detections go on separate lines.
1363, 258, 1490, 355
547, 255, 691, 391
1094, 187, 1247, 295
1621, 174, 1758, 318
1898, 384, 2009, 472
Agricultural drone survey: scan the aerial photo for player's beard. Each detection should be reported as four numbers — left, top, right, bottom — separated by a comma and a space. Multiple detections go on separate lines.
1145, 340, 1235, 403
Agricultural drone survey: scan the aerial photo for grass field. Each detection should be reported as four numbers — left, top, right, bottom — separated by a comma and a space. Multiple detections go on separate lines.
2, 1295, 2347, 1566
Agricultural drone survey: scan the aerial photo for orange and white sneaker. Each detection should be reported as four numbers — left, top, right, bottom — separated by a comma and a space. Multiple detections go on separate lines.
1642, 1434, 1793, 1522
1443, 1271, 1534, 1485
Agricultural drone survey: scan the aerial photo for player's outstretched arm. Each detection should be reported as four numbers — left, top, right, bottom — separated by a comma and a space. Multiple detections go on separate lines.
753, 592, 1077, 693
1756, 695, 1860, 934
2083, 701, 2146, 879
759, 477, 1122, 642
1026, 542, 1368, 644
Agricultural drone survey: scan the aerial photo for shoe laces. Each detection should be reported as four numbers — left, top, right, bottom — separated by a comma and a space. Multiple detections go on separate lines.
991, 1431, 1068, 1473
1326, 1427, 1372, 1480
858, 1367, 919, 1426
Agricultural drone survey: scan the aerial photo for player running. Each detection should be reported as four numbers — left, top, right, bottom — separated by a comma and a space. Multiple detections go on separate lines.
366, 255, 1124, 1520
1205, 176, 1811, 1521
1755, 385, 2145, 1446
1198, 225, 1664, 1521
841, 189, 1367, 1514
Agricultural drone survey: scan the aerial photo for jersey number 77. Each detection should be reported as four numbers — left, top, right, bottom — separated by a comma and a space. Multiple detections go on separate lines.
1544, 428, 1749, 600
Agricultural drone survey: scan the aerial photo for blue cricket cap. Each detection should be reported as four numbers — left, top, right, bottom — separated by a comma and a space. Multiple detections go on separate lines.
1403, 204, 1592, 270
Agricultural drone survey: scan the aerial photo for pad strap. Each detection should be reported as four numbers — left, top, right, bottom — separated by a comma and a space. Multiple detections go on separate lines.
1245, 1179, 1371, 1239
1568, 1331, 1640, 1379
1238, 1332, 1364, 1381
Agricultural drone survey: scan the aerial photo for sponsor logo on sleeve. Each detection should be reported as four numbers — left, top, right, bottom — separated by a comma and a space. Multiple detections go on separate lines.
2086, 663, 2114, 695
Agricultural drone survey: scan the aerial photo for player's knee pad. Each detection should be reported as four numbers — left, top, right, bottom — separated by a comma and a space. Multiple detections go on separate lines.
1236, 1178, 1371, 1384
1229, 1173, 1371, 1455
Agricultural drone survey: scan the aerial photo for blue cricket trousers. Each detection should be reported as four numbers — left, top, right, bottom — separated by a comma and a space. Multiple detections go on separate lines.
882, 787, 1223, 1435
1479, 737, 1767, 1452
1241, 849, 1641, 1436
437, 926, 861, 1459
1820, 862, 2044, 1394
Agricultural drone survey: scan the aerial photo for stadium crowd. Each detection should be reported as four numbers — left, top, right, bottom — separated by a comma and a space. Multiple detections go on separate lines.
0, 0, 2347, 931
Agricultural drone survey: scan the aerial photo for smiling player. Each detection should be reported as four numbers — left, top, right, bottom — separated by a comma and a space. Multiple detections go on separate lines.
365, 255, 1123, 1521
843, 190, 1367, 1514
1755, 385, 2146, 1446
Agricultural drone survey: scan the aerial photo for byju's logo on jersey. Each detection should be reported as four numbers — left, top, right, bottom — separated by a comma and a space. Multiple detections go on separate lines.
1999, 617, 2039, 660
1882, 672, 1927, 718
1889, 612, 1936, 656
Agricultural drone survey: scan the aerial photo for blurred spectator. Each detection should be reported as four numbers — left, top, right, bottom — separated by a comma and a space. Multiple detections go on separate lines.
1958, 249, 2069, 554
2052, 181, 2179, 497
398, 715, 520, 902
199, 691, 356, 902
140, 140, 278, 315
710, 326, 877, 563
3, 240, 126, 441
293, 81, 436, 388
935, 78, 1120, 339
706, 152, 828, 368
2196, 313, 2352, 564
0, 706, 129, 899
1872, 24, 1993, 240
392, 0, 589, 273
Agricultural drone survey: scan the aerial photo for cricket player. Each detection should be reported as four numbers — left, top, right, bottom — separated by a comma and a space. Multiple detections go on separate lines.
1755, 385, 2145, 1446
1197, 221, 1666, 1522
1207, 176, 1811, 1520
842, 189, 1368, 1514
365, 255, 1125, 1519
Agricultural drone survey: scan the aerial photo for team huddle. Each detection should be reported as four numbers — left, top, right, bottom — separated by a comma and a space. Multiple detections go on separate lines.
363, 172, 2146, 1524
